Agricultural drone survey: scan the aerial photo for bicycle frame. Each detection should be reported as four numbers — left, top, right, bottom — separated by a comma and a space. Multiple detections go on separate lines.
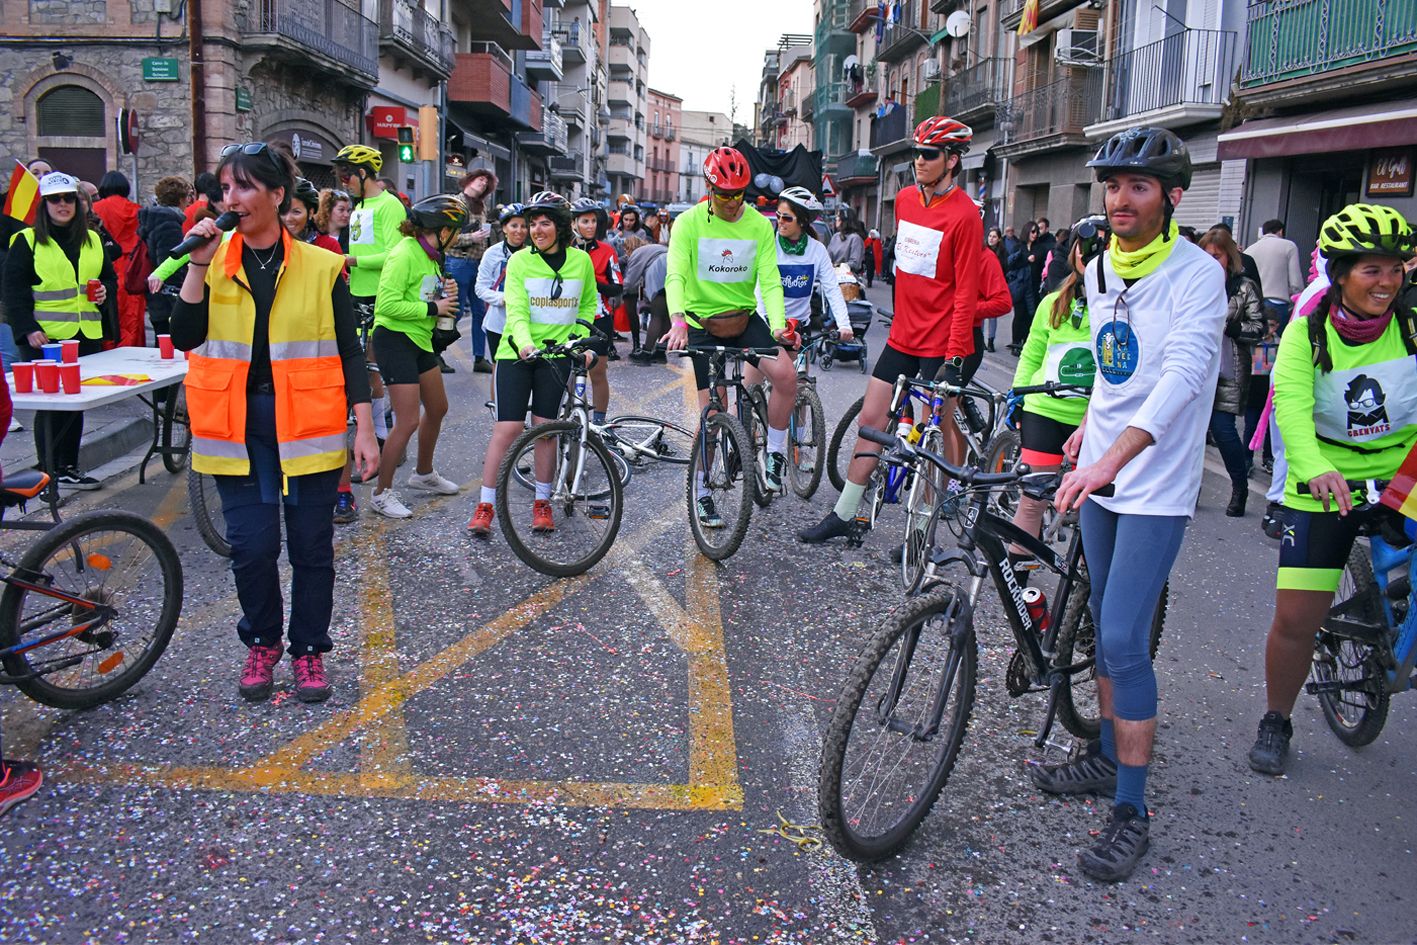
0, 557, 113, 679
1354, 533, 1417, 693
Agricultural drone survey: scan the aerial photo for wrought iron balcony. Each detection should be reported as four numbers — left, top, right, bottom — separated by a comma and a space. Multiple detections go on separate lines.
877, 0, 927, 63
242, 0, 379, 83
836, 150, 879, 183
996, 74, 1102, 154
518, 109, 567, 155
869, 103, 911, 152
1090, 29, 1236, 132
380, 0, 454, 77
1241, 0, 1417, 88
943, 57, 1008, 125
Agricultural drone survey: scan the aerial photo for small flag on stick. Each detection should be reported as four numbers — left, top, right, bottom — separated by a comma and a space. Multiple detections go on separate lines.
1380, 442, 1417, 521
3, 161, 40, 225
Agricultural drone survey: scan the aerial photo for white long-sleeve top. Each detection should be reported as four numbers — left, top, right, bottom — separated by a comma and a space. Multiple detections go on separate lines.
758, 237, 850, 332
1079, 238, 1227, 517
475, 240, 522, 336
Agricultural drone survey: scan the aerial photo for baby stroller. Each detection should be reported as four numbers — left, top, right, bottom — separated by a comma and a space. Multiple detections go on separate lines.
821, 268, 874, 373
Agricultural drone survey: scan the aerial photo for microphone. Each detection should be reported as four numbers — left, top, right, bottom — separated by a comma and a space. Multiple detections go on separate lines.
169, 211, 240, 259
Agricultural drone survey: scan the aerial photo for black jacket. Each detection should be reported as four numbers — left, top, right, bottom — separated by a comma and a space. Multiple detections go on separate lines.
139, 204, 187, 286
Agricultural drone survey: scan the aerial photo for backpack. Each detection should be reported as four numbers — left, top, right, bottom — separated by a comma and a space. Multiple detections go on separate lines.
122, 235, 155, 296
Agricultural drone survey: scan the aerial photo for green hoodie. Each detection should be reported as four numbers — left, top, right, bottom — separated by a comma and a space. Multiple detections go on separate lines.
500, 247, 599, 359
665, 203, 785, 330
347, 188, 408, 297
1010, 289, 1095, 426
373, 236, 441, 352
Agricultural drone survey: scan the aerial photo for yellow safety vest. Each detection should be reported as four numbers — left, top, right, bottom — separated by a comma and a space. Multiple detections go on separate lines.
16, 228, 103, 340
185, 230, 348, 477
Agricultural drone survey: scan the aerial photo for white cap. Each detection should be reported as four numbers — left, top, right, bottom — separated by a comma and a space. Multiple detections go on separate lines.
38, 172, 78, 198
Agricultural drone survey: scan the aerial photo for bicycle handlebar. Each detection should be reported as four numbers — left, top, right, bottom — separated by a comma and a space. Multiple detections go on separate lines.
671, 345, 785, 359
859, 426, 1114, 497
1011, 381, 1091, 398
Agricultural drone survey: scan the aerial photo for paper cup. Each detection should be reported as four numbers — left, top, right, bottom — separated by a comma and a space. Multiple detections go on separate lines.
41, 342, 62, 362
60, 339, 80, 363
59, 362, 80, 394
12, 362, 34, 393
34, 359, 59, 394
157, 334, 175, 359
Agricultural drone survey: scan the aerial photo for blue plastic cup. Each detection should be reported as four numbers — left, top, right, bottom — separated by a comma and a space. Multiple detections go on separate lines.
41, 342, 62, 361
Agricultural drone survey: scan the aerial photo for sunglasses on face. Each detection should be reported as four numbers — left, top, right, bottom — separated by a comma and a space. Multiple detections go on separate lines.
44, 193, 76, 205
220, 141, 284, 174
712, 189, 744, 202
777, 213, 797, 224
913, 147, 944, 162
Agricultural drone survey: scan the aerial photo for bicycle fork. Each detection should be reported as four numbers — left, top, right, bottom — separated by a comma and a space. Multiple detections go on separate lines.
877, 583, 978, 742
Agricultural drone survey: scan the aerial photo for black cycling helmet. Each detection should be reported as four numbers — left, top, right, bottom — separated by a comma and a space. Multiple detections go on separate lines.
1087, 127, 1192, 191
291, 177, 321, 212
524, 190, 572, 225
1070, 213, 1111, 264
497, 202, 526, 225
409, 193, 470, 231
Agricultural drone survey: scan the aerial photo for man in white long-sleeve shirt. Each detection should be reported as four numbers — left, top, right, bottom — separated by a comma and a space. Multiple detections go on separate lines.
1044, 126, 1227, 884
1247, 219, 1305, 306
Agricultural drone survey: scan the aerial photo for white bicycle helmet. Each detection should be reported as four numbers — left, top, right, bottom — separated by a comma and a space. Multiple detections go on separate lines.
778, 186, 823, 214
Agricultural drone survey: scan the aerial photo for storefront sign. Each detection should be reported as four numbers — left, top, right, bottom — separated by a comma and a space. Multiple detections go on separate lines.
235, 87, 253, 113
367, 106, 409, 141
142, 57, 180, 82
266, 128, 333, 165
1368, 148, 1413, 197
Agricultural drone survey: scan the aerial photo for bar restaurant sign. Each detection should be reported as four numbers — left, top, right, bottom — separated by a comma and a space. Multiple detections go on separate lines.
1367, 148, 1413, 198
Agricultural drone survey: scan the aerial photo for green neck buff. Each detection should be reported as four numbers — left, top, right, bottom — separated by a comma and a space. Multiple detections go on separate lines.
778, 232, 810, 256
1108, 220, 1179, 280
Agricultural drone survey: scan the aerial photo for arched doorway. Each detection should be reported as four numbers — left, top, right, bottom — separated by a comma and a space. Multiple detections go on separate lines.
34, 85, 108, 183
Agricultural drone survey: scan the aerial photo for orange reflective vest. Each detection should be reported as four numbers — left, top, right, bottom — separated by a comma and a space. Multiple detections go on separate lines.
185, 229, 348, 477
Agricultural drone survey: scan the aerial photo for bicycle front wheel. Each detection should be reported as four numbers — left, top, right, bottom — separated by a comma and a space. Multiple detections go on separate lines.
818, 587, 977, 862
1311, 545, 1390, 747
902, 428, 946, 592
827, 395, 865, 494
686, 413, 754, 561
0, 510, 184, 710
788, 384, 826, 499
744, 384, 772, 508
496, 421, 624, 577
186, 468, 231, 558
602, 414, 696, 466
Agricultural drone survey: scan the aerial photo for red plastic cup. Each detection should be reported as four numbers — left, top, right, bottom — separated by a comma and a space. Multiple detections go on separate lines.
60, 339, 79, 363
85, 279, 102, 302
59, 362, 80, 394
157, 334, 175, 359
34, 359, 59, 394
11, 362, 34, 393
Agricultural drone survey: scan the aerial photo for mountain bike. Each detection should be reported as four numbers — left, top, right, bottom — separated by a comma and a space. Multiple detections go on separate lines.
747, 325, 834, 500
674, 344, 784, 561
495, 331, 625, 577
817, 426, 1165, 862
0, 470, 183, 710
1301, 480, 1417, 746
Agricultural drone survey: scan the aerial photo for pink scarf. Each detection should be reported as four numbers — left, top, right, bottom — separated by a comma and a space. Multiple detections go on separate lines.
1329, 305, 1394, 345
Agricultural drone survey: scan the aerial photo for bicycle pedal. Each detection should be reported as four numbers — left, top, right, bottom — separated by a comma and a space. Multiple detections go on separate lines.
846, 519, 869, 547
586, 505, 612, 520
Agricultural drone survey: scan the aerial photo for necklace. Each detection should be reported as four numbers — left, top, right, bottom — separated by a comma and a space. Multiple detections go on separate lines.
248, 242, 279, 271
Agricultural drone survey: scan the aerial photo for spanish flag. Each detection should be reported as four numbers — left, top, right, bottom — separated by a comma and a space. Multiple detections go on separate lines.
1380, 441, 1417, 521
3, 161, 39, 225
1018, 0, 1040, 36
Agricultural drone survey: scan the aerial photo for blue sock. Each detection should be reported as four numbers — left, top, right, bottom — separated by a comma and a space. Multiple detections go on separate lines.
593, 410, 607, 424
1099, 717, 1117, 764
1114, 761, 1148, 816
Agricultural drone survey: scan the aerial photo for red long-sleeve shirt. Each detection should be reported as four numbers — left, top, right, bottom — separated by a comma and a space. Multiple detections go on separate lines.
889, 185, 982, 359
975, 249, 1011, 326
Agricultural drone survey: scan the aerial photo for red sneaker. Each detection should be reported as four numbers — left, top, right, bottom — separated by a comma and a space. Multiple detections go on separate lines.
292, 654, 332, 703
238, 643, 283, 701
532, 499, 555, 532
467, 502, 495, 536
0, 760, 43, 817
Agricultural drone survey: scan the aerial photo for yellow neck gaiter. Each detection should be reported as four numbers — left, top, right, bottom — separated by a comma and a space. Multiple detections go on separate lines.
1109, 220, 1180, 280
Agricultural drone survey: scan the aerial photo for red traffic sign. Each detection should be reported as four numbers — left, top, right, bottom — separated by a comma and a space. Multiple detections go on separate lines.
118, 108, 140, 155
822, 174, 837, 197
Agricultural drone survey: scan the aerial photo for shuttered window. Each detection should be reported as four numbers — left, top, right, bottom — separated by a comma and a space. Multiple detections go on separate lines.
36, 86, 105, 138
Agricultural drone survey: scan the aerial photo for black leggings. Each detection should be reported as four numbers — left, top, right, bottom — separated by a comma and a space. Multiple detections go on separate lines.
23, 337, 105, 471
624, 290, 641, 352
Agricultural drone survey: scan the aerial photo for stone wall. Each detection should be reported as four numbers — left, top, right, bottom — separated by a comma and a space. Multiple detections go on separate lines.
28, 0, 106, 25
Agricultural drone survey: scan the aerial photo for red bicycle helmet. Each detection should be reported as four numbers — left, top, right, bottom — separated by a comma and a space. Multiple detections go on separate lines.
703, 146, 751, 190
913, 116, 973, 151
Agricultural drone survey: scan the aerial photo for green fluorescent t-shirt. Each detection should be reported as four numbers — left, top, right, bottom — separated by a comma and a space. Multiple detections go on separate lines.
347, 188, 409, 297
664, 203, 785, 330
1010, 290, 1094, 427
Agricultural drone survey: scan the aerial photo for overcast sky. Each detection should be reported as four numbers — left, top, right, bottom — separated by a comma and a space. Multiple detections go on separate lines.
629, 0, 815, 118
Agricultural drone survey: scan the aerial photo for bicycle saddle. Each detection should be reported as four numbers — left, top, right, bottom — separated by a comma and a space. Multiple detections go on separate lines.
0, 469, 51, 507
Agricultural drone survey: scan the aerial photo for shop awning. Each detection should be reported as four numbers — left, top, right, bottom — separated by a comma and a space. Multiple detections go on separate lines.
960, 128, 998, 171
1217, 103, 1417, 160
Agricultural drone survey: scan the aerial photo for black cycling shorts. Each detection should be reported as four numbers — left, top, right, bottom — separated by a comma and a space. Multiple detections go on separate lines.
1277, 504, 1390, 593
872, 341, 946, 387
372, 326, 439, 385
494, 356, 570, 422
1020, 411, 1076, 462
687, 313, 780, 391
585, 314, 616, 357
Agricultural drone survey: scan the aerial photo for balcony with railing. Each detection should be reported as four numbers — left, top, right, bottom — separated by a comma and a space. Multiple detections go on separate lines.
465, 0, 542, 51
525, 27, 564, 81
815, 0, 856, 55
518, 108, 567, 155
877, 0, 927, 63
1241, 0, 1417, 93
845, 80, 878, 109
550, 150, 586, 181
996, 73, 1102, 156
943, 57, 1008, 125
836, 150, 879, 183
553, 94, 589, 128
379, 0, 454, 77
241, 0, 380, 83
1086, 29, 1237, 137
1000, 0, 1087, 30
849, 0, 880, 33
869, 102, 911, 152
557, 21, 592, 62
449, 48, 540, 130
813, 81, 852, 117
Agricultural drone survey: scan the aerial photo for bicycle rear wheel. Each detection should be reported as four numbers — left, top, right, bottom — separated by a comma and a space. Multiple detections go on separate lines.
686, 413, 753, 561
744, 384, 773, 508
496, 421, 624, 577
1310, 544, 1390, 747
788, 384, 826, 500
1054, 565, 1168, 740
982, 428, 1021, 519
0, 510, 183, 710
187, 468, 231, 558
602, 414, 695, 466
819, 587, 976, 862
161, 386, 191, 474
827, 395, 865, 494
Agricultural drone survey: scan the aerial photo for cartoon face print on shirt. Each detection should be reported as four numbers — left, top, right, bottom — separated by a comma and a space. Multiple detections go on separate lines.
1346, 374, 1391, 437
1096, 319, 1140, 385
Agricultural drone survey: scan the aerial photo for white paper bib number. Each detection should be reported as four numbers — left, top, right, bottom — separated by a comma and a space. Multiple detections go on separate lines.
525, 276, 584, 326
893, 220, 943, 278
697, 238, 757, 284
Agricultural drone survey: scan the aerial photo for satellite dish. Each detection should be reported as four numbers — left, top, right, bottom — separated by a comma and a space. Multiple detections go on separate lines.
945, 11, 971, 38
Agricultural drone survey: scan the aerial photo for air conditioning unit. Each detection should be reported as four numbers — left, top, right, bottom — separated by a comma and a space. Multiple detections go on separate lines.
1055, 28, 1100, 67
921, 58, 942, 81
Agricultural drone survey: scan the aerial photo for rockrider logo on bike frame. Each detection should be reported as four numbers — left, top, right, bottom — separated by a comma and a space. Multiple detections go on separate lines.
998, 551, 1035, 631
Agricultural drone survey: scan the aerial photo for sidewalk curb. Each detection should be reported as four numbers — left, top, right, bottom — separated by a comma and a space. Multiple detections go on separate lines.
5, 413, 154, 475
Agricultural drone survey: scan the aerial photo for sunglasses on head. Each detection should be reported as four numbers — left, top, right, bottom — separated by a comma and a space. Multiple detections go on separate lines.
220, 141, 284, 174
44, 193, 76, 204
913, 147, 944, 162
712, 189, 745, 202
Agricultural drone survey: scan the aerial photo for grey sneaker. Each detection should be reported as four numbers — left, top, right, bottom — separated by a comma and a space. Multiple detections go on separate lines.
764, 451, 787, 494
1247, 710, 1292, 776
696, 496, 724, 528
1078, 804, 1150, 883
1030, 747, 1118, 795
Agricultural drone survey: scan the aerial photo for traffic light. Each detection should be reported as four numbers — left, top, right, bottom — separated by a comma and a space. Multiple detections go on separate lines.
397, 126, 415, 164
418, 105, 439, 162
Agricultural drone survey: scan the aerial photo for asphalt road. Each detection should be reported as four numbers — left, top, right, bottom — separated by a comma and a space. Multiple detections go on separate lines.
2, 283, 1413, 945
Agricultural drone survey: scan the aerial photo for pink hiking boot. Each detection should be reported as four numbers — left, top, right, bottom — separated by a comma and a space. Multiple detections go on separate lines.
238, 644, 283, 701
292, 654, 332, 703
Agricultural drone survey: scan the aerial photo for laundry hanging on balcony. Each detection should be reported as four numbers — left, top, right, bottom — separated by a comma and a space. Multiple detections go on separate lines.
1018, 0, 1040, 36
875, 3, 885, 42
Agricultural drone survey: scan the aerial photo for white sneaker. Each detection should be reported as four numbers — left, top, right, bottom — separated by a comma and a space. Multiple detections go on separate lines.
7, 418, 21, 433
405, 469, 460, 495
370, 489, 412, 519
